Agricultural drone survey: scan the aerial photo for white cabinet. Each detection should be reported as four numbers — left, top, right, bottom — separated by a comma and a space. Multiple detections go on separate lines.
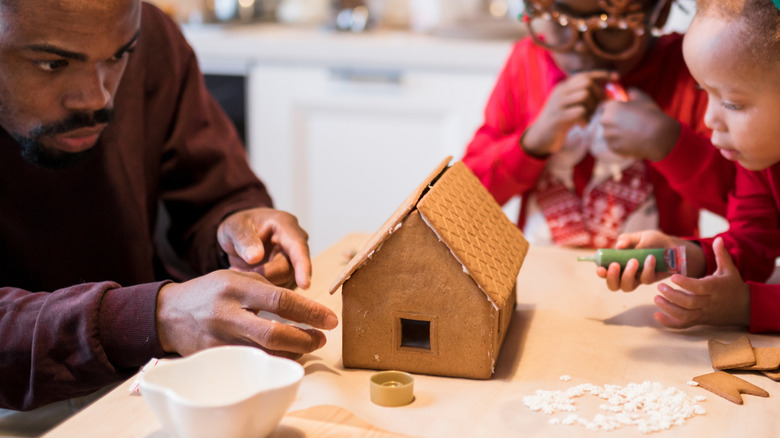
247, 63, 499, 254
181, 24, 514, 254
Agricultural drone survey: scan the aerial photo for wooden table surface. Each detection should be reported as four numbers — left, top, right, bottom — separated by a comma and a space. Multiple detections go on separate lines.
43, 233, 780, 437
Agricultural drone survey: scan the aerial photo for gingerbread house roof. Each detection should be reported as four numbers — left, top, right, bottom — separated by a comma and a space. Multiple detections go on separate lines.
329, 157, 528, 309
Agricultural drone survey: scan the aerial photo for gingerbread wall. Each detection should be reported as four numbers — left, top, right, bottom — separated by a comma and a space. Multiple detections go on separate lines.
342, 210, 499, 379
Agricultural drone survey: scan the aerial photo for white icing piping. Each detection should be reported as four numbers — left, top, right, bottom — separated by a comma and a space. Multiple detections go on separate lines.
419, 212, 499, 310
340, 222, 398, 286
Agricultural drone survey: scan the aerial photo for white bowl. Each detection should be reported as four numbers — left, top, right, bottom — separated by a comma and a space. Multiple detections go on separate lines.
139, 346, 303, 438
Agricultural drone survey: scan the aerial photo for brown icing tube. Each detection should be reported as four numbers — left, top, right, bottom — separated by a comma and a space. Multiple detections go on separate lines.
578, 247, 687, 275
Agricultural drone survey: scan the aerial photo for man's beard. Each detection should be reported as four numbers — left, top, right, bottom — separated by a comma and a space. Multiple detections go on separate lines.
13, 108, 114, 170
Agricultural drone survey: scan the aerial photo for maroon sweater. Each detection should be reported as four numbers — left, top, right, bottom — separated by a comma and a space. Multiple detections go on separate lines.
0, 4, 272, 410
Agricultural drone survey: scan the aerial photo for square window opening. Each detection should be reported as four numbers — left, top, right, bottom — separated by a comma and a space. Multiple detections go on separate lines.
400, 318, 431, 350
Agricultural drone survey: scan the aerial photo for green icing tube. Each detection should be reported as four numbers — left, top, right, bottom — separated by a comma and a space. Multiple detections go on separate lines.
577, 247, 687, 274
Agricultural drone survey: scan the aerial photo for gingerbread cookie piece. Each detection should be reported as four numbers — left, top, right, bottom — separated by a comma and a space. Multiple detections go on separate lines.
693, 371, 769, 405
735, 347, 780, 371
708, 336, 756, 370
761, 369, 780, 381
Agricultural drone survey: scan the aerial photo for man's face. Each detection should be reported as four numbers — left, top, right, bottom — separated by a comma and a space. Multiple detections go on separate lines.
683, 13, 780, 171
0, 0, 140, 168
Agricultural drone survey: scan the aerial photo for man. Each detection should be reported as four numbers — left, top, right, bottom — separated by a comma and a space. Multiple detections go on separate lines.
0, 0, 338, 430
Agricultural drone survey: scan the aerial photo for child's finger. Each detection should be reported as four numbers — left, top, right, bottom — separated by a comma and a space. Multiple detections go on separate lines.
656, 283, 708, 310
626, 88, 652, 103
563, 90, 599, 119
568, 70, 614, 86
652, 294, 702, 329
614, 232, 641, 249
606, 262, 623, 291
712, 236, 737, 275
638, 255, 657, 285
563, 88, 591, 106
668, 273, 710, 296
653, 310, 690, 330
619, 258, 641, 292
560, 106, 589, 124
595, 266, 608, 279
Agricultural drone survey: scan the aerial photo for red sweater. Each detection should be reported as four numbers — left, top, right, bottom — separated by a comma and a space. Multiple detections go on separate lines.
462, 35, 734, 237
698, 164, 780, 332
0, 5, 272, 410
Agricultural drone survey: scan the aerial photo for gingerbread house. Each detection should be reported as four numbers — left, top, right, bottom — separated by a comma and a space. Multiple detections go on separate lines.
328, 157, 529, 379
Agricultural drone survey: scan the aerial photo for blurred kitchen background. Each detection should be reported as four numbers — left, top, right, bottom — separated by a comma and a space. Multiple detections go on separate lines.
146, 0, 711, 255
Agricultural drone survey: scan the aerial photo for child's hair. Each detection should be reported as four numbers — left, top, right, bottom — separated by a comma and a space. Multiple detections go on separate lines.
695, 0, 780, 62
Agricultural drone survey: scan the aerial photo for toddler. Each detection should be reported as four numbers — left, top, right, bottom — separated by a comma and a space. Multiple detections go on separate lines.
599, 0, 780, 332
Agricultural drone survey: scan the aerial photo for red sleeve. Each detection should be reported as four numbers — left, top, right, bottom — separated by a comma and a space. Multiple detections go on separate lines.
696, 167, 780, 282
0, 282, 167, 411
651, 123, 734, 217
748, 282, 780, 333
461, 39, 558, 206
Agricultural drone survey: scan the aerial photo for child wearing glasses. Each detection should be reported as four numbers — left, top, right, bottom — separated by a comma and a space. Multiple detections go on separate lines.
462, 0, 735, 248
596, 0, 780, 332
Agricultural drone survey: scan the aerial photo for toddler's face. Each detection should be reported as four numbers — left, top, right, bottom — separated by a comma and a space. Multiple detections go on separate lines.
683, 13, 780, 171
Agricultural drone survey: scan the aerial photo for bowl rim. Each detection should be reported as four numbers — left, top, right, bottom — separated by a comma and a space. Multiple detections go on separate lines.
138, 345, 304, 408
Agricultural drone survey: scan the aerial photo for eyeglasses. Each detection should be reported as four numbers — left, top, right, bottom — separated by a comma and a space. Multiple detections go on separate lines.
521, 0, 670, 61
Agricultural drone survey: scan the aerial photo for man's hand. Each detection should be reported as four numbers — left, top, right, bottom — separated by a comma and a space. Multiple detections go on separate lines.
600, 89, 682, 162
217, 207, 311, 290
522, 70, 618, 158
653, 237, 750, 329
156, 270, 339, 360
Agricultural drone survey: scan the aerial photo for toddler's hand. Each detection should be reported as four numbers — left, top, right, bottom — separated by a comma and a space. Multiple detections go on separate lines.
596, 230, 683, 292
600, 89, 682, 162
653, 237, 750, 329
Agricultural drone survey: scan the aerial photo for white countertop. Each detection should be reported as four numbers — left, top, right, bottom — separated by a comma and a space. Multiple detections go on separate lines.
181, 23, 519, 75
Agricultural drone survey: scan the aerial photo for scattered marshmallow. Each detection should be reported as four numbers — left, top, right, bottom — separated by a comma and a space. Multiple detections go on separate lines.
523, 380, 706, 434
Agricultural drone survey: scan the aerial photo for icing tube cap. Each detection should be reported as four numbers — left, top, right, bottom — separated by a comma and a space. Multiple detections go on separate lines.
370, 371, 414, 407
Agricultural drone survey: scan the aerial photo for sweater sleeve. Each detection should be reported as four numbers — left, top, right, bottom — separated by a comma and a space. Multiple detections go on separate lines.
651, 123, 734, 217
695, 167, 780, 282
461, 39, 550, 206
748, 282, 780, 333
0, 282, 167, 411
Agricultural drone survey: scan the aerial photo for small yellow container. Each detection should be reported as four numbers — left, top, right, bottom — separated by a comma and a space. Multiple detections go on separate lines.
370, 371, 414, 407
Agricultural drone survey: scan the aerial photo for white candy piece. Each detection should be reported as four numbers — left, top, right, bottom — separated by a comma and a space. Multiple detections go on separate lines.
523, 380, 706, 434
